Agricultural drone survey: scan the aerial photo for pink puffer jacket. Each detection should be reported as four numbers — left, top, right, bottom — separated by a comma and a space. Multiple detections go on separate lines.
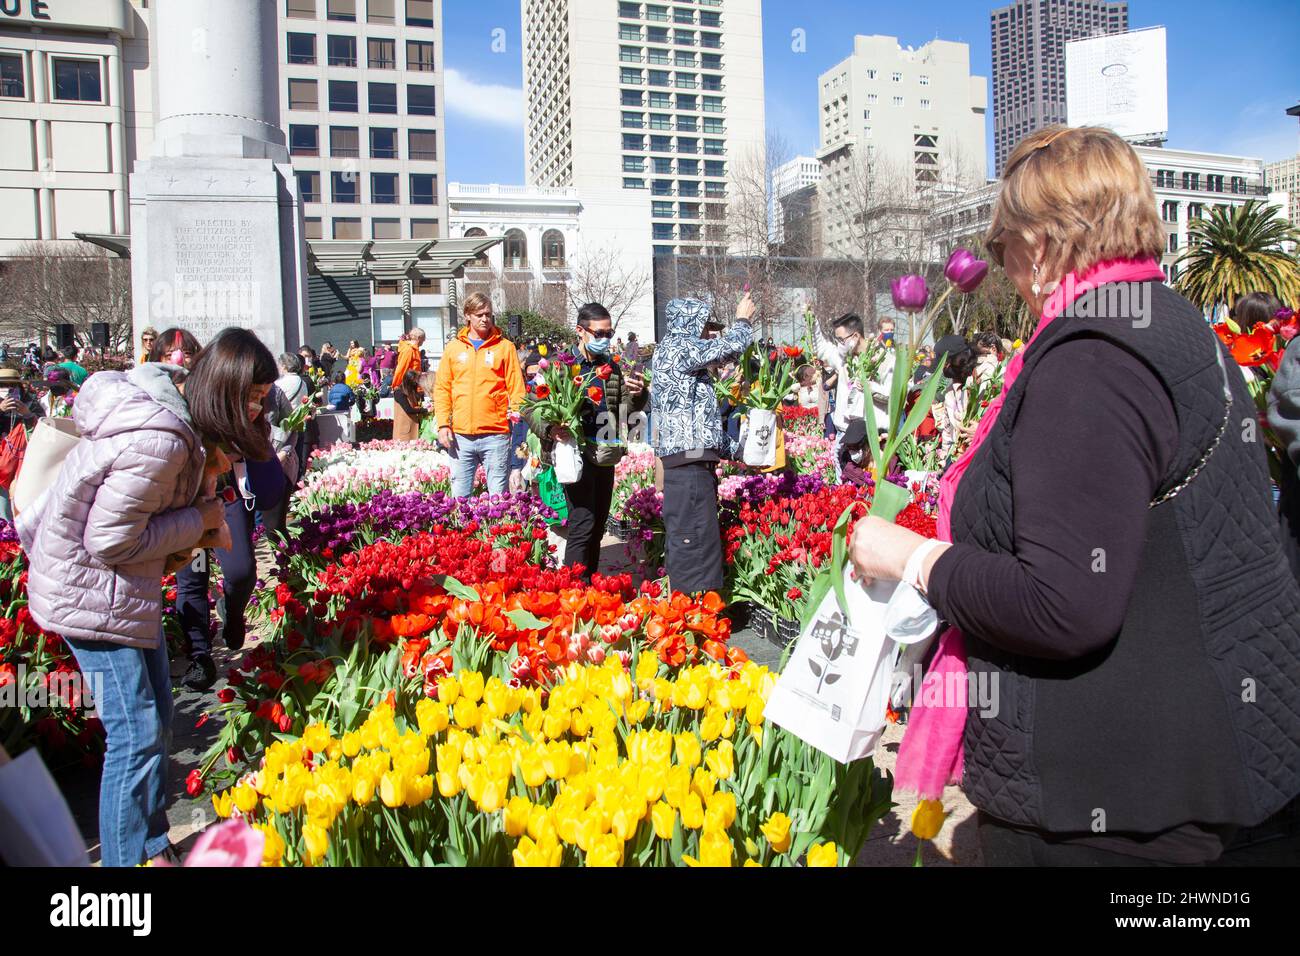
17, 364, 207, 649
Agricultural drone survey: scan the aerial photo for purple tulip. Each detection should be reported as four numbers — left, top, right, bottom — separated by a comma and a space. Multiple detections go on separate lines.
944, 248, 989, 294
891, 274, 930, 313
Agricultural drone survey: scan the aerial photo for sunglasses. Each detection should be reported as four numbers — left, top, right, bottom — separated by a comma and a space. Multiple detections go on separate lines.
584, 328, 615, 340
986, 226, 1006, 268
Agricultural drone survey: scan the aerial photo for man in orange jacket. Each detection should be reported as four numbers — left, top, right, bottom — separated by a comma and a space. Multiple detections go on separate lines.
434, 292, 526, 497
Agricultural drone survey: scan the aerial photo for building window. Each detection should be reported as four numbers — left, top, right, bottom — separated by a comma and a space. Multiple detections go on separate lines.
327, 35, 357, 67
1161, 200, 1178, 223
328, 80, 358, 112
542, 230, 566, 268
52, 58, 102, 102
367, 0, 395, 23
407, 85, 436, 116
1167, 233, 1178, 253
333, 217, 362, 240
374, 279, 401, 295
409, 173, 437, 205
287, 33, 316, 65
624, 178, 646, 189
408, 129, 437, 160
891, 71, 902, 83
289, 124, 319, 156
920, 98, 930, 110
407, 40, 435, 72
368, 38, 395, 69
1156, 169, 1175, 188
1188, 203, 1203, 221
296, 171, 321, 203
412, 219, 439, 240
1206, 174, 1224, 192
1182, 171, 1200, 191
332, 171, 360, 203
371, 172, 399, 204
504, 229, 528, 268
406, 0, 434, 27
305, 216, 323, 239
892, 95, 903, 107
326, 0, 356, 21
368, 82, 397, 113
287, 0, 316, 18
919, 75, 930, 86
866, 69, 876, 80
0, 53, 24, 98
330, 126, 360, 157
370, 127, 398, 159
288, 78, 318, 111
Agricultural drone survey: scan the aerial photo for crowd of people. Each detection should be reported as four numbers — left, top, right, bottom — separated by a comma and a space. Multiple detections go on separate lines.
4, 125, 1299, 868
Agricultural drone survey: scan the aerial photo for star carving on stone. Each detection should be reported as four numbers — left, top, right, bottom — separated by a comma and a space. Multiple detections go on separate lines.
203, 175, 218, 189
243, 176, 256, 189
165, 175, 180, 188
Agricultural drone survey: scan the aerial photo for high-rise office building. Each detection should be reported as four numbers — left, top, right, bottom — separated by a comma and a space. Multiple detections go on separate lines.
521, 0, 766, 257
279, 0, 447, 246
990, 0, 1127, 176
817, 35, 987, 258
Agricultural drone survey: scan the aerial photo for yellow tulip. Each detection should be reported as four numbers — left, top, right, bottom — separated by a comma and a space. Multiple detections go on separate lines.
910, 799, 948, 842
760, 812, 792, 853
477, 775, 506, 814
504, 795, 531, 837
407, 774, 434, 807
453, 696, 480, 730
693, 829, 733, 867
704, 741, 734, 781
341, 731, 362, 757
254, 823, 284, 866
513, 834, 562, 867
806, 842, 839, 867
416, 699, 450, 737
459, 670, 485, 703
681, 792, 705, 830
526, 804, 557, 842
674, 732, 701, 769
705, 790, 737, 830
379, 771, 406, 808
302, 822, 330, 863
302, 723, 332, 753
538, 344, 548, 357
230, 783, 258, 815
664, 764, 691, 809
359, 722, 381, 751
691, 766, 716, 801
437, 676, 461, 706
351, 772, 375, 805
651, 801, 676, 840
211, 790, 233, 819
585, 833, 623, 867
436, 771, 461, 798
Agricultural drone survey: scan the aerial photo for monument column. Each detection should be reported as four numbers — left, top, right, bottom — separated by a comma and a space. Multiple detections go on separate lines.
130, 0, 309, 356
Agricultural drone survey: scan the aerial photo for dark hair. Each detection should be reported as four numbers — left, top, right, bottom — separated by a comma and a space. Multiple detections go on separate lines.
279, 352, 303, 375
400, 370, 422, 403
332, 370, 346, 385
149, 327, 202, 365
973, 331, 1002, 356
184, 328, 277, 461
61, 344, 79, 361
796, 363, 815, 383
577, 303, 612, 328
946, 346, 979, 383
1230, 292, 1284, 329
833, 314, 864, 337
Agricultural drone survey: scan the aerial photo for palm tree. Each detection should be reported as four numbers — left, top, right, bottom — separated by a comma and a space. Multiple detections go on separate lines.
1175, 200, 1300, 314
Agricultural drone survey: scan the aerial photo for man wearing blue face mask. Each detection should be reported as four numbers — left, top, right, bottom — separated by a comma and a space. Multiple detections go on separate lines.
522, 303, 648, 579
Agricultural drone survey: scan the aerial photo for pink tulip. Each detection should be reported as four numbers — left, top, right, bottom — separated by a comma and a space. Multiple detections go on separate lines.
158, 818, 265, 867
891, 274, 930, 313
945, 248, 990, 294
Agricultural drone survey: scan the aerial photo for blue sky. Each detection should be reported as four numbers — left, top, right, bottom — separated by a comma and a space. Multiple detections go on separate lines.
443, 0, 1300, 185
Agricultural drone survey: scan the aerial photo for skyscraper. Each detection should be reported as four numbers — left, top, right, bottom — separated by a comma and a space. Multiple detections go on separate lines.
521, 0, 766, 257
990, 0, 1127, 176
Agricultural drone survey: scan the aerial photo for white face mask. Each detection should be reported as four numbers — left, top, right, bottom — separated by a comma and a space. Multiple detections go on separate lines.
849, 449, 864, 464
836, 338, 855, 359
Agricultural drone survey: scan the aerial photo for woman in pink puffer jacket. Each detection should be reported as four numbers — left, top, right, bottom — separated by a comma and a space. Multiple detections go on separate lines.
17, 328, 279, 866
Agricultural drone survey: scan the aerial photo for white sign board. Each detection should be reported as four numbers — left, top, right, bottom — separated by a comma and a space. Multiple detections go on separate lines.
1066, 27, 1168, 142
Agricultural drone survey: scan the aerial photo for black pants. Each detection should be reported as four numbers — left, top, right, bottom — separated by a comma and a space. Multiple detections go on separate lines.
661, 460, 724, 595
174, 551, 212, 658
563, 461, 616, 579
977, 812, 1224, 867
175, 499, 258, 657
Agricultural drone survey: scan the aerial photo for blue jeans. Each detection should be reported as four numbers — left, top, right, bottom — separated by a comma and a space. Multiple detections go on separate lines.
65, 635, 173, 866
449, 433, 510, 498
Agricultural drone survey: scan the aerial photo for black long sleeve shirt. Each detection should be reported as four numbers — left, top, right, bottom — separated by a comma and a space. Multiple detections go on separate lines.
928, 336, 1179, 660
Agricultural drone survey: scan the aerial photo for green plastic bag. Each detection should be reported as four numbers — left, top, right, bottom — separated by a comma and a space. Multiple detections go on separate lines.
418, 415, 439, 443
537, 467, 569, 526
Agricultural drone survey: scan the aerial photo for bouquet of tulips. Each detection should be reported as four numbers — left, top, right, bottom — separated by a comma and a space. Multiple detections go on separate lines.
736, 345, 801, 468
523, 353, 605, 484
278, 395, 316, 434
1212, 304, 1298, 481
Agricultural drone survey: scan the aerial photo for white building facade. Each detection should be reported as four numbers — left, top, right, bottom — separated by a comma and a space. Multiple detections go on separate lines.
770, 155, 820, 244
447, 181, 655, 341
817, 35, 987, 258
521, 0, 766, 258
1265, 156, 1299, 232
0, 0, 152, 255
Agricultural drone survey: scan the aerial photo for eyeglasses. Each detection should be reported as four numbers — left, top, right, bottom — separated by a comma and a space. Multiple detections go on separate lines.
584, 328, 615, 340
986, 226, 1007, 268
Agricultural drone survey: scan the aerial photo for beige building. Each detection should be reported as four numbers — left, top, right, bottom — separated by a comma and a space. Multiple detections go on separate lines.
0, 0, 152, 254
521, 0, 766, 257
816, 35, 987, 259
1265, 156, 1299, 231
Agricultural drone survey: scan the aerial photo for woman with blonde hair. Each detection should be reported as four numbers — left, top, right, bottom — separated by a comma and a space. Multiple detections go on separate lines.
849, 125, 1300, 865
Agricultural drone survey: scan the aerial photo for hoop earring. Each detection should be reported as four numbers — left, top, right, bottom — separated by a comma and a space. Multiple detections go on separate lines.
1031, 264, 1042, 298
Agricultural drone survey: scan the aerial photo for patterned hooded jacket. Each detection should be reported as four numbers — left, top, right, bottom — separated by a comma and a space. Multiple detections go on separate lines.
651, 298, 753, 460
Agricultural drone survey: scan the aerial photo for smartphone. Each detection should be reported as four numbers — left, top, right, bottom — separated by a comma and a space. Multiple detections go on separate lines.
6, 388, 20, 403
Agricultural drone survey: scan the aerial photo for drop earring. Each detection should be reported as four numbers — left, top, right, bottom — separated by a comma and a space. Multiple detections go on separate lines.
1031, 264, 1042, 298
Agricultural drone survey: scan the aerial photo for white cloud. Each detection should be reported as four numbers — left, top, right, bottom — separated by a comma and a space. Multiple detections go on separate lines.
444, 67, 525, 128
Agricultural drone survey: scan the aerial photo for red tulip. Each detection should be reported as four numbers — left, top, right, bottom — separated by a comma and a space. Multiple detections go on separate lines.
535, 384, 550, 399
185, 769, 204, 797
588, 386, 604, 403
596, 364, 613, 381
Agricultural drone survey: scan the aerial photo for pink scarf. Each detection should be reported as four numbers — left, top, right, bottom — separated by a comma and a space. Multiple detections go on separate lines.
894, 257, 1167, 800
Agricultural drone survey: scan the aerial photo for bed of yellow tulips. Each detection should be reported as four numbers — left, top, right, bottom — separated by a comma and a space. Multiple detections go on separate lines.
214, 637, 892, 866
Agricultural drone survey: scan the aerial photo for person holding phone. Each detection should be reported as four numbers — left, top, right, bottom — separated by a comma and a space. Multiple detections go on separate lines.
16, 330, 275, 866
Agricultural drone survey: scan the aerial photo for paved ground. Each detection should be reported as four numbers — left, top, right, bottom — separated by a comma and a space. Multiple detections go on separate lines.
59, 534, 979, 866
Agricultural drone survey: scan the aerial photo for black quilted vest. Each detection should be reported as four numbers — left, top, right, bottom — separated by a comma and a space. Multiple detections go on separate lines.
952, 281, 1300, 833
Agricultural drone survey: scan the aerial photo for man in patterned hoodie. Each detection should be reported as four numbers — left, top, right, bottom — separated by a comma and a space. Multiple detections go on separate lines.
651, 292, 755, 595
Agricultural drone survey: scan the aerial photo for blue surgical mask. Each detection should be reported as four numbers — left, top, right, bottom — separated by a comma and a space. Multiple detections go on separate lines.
586, 336, 611, 356
881, 332, 895, 346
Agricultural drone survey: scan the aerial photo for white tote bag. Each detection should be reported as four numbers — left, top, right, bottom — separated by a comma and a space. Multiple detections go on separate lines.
553, 437, 584, 485
741, 408, 778, 468
11, 417, 80, 516
764, 568, 937, 764
0, 746, 89, 866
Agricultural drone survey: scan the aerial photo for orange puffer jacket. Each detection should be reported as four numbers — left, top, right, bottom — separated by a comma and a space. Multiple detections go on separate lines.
433, 326, 525, 435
